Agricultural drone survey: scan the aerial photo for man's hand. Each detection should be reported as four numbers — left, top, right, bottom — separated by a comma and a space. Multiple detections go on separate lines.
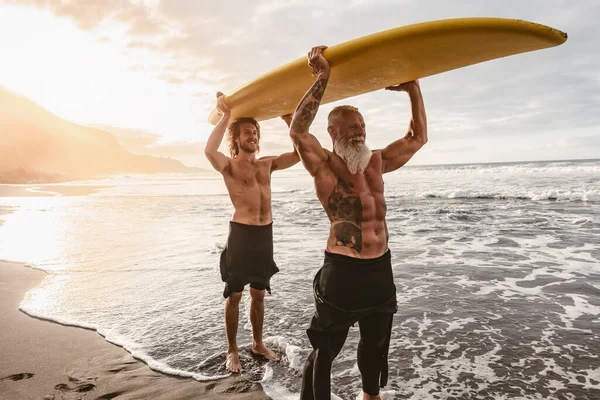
385, 80, 420, 92
308, 46, 330, 76
216, 91, 231, 115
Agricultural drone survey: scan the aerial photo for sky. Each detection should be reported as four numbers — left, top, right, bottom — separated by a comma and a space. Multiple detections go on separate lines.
0, 0, 598, 168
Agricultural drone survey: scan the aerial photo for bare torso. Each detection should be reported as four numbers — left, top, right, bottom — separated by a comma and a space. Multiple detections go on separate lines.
315, 151, 388, 259
222, 157, 274, 225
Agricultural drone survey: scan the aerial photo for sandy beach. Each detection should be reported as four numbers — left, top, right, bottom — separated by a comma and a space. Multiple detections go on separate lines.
0, 260, 270, 400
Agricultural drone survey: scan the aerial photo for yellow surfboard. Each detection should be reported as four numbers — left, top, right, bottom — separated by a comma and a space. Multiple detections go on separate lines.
208, 18, 567, 125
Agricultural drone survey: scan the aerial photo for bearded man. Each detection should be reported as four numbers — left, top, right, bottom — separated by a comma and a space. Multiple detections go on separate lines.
289, 46, 428, 400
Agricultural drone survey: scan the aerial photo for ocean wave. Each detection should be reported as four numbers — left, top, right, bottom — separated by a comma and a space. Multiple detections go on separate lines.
402, 159, 600, 175
419, 189, 600, 202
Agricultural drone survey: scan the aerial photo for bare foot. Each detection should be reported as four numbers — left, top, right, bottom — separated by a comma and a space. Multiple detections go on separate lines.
226, 351, 243, 373
252, 343, 280, 361
361, 391, 384, 400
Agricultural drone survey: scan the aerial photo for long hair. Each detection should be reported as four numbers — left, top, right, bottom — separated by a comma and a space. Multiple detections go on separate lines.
226, 118, 260, 158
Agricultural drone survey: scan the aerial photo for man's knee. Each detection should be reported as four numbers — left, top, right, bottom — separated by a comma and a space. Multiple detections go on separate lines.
249, 286, 266, 301
227, 291, 243, 305
359, 336, 387, 351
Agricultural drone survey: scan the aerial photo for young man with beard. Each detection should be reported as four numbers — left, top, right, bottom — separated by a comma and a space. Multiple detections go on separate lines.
289, 46, 427, 399
205, 92, 299, 373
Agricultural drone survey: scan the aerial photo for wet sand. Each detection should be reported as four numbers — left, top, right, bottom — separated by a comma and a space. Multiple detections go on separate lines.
0, 260, 270, 400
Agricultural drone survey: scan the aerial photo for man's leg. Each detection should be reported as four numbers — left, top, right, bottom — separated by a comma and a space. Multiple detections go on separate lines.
357, 313, 394, 400
249, 286, 279, 361
300, 323, 350, 400
225, 290, 243, 372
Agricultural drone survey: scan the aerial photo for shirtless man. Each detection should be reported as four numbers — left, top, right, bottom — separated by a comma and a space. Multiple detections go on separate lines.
289, 47, 427, 399
205, 92, 299, 373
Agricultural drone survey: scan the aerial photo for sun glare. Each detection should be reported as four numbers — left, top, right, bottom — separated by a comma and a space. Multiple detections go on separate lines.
0, 198, 67, 268
0, 3, 215, 144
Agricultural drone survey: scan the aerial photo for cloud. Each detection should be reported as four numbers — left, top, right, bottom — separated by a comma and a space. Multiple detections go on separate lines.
8, 0, 166, 35
6, 0, 599, 164
544, 134, 600, 149
126, 40, 161, 51
125, 12, 165, 36
160, 75, 185, 84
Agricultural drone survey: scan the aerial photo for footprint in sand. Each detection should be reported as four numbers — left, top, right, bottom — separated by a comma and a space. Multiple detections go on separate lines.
222, 381, 254, 393
54, 382, 96, 393
75, 383, 96, 393
95, 391, 123, 399
1, 372, 34, 381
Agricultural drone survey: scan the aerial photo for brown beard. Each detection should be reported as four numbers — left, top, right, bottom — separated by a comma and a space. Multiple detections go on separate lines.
333, 138, 372, 174
238, 141, 259, 154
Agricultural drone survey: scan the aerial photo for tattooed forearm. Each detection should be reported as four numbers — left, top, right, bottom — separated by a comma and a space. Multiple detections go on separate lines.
291, 73, 330, 136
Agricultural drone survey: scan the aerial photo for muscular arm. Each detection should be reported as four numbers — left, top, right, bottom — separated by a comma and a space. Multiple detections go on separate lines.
204, 94, 231, 174
381, 81, 428, 173
289, 46, 331, 177
271, 114, 300, 171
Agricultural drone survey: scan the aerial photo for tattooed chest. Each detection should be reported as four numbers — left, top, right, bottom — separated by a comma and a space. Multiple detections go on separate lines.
326, 178, 363, 223
328, 191, 362, 224
326, 180, 364, 253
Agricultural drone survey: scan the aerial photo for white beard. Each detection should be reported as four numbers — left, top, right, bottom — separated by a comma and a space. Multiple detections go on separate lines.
333, 138, 372, 174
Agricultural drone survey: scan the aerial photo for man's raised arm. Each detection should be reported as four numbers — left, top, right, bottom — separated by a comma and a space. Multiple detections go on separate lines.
381, 80, 428, 173
271, 114, 300, 171
289, 46, 331, 177
204, 92, 231, 173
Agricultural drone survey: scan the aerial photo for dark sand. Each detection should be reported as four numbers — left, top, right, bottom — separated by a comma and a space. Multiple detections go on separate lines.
0, 260, 270, 400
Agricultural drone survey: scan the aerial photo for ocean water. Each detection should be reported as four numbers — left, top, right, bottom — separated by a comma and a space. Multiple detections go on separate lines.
1, 159, 599, 399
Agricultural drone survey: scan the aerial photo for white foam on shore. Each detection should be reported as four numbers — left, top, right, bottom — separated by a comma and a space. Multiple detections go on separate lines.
265, 335, 305, 372
390, 334, 504, 400
558, 293, 600, 329
261, 381, 300, 400
18, 303, 229, 381
261, 370, 345, 400
444, 317, 477, 333
396, 282, 430, 305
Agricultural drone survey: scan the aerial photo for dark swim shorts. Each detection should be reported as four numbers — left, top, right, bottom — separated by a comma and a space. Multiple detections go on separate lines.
219, 221, 279, 298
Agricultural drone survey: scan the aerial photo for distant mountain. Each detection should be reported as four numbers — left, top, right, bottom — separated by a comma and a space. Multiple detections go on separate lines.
0, 85, 203, 183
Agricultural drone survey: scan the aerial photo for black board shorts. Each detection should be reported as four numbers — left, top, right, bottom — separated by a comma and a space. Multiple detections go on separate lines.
219, 221, 279, 298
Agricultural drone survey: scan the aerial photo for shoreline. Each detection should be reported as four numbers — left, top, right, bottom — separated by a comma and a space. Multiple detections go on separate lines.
0, 184, 111, 197
0, 260, 270, 400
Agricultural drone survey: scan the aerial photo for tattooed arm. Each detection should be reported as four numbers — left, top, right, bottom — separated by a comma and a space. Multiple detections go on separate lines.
204, 92, 231, 174
289, 46, 331, 177
381, 80, 428, 173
